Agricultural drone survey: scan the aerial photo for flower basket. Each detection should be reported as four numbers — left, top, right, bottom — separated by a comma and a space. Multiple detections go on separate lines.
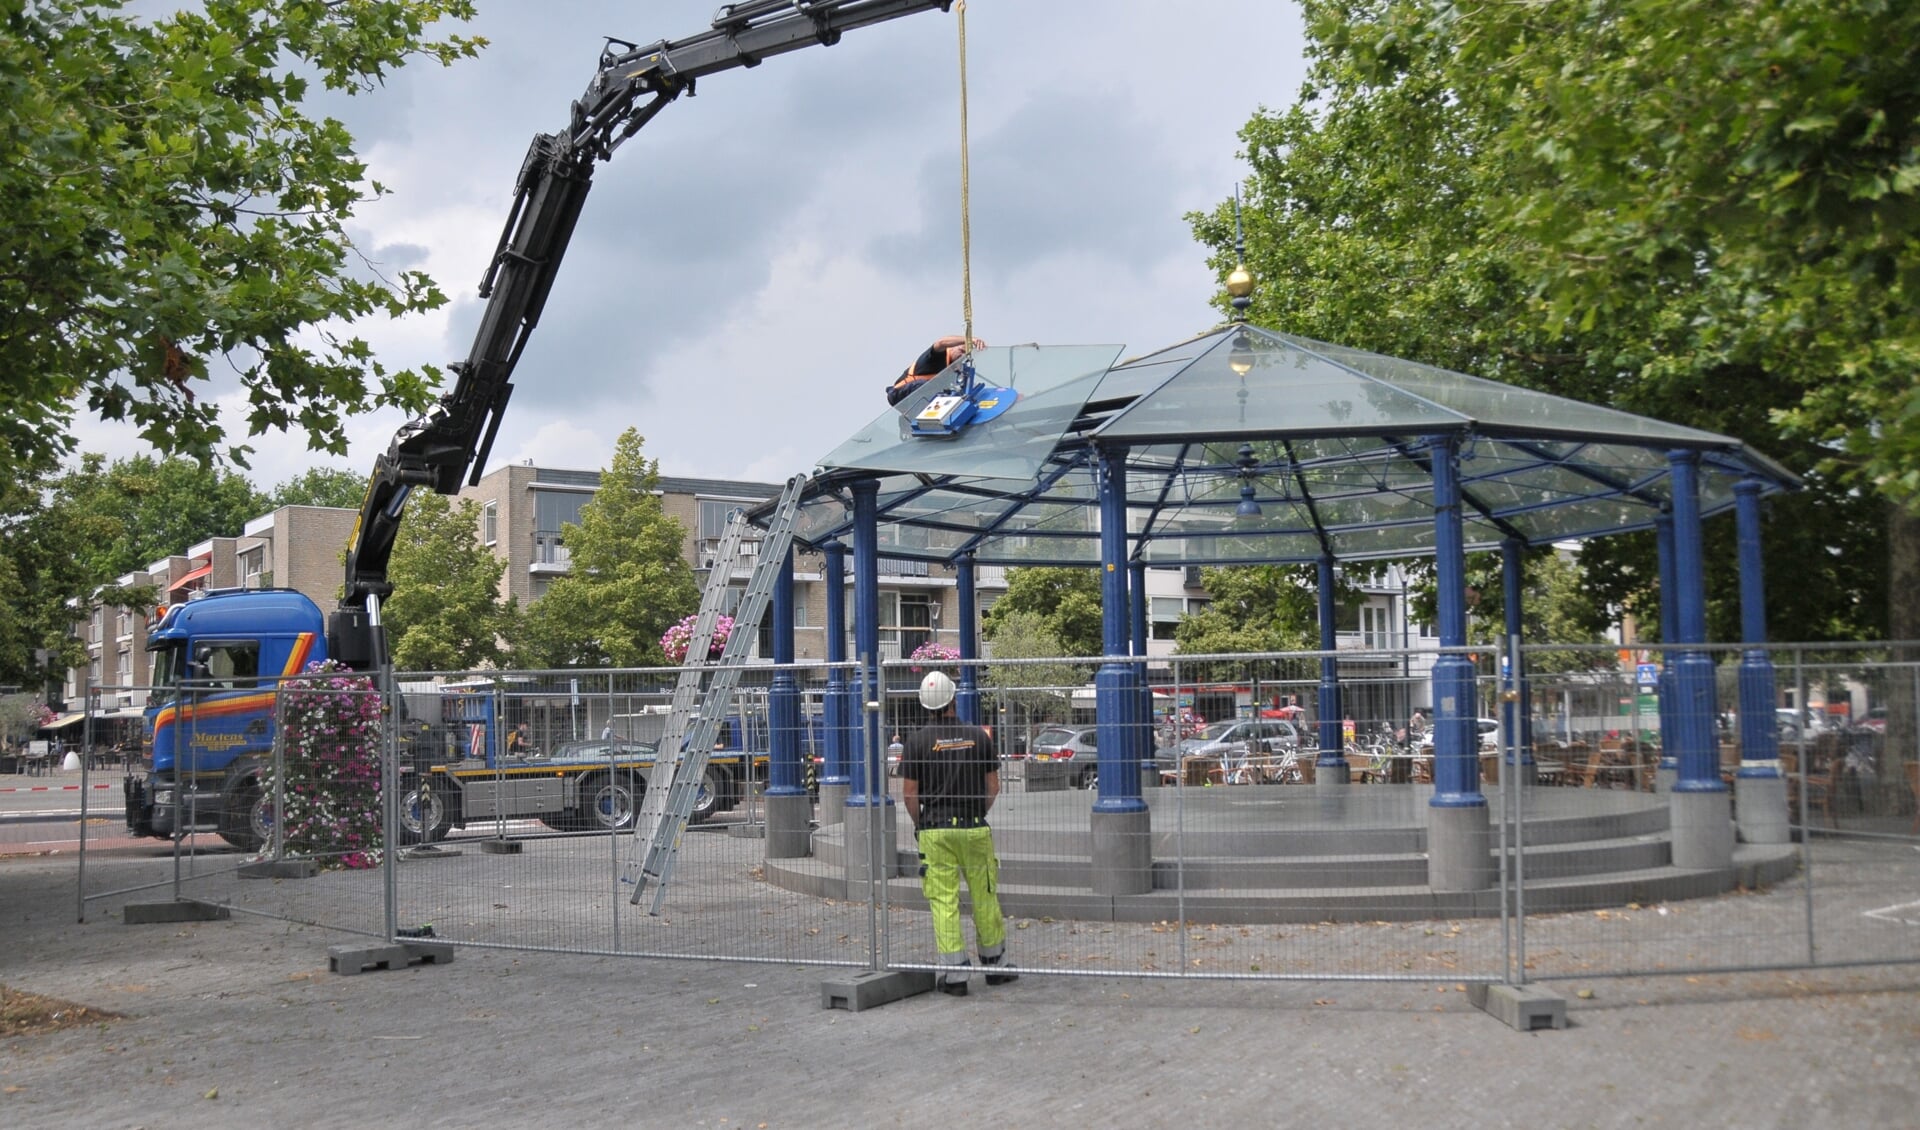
661, 613, 734, 665
908, 641, 960, 674
262, 660, 384, 870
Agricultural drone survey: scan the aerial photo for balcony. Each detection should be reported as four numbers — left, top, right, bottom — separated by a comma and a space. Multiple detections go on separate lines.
530, 530, 572, 574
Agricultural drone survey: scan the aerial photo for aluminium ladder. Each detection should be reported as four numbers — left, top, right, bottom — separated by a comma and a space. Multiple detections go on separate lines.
626, 473, 807, 911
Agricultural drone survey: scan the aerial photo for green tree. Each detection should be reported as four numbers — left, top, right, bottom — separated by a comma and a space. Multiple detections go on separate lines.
266, 467, 368, 511
1174, 566, 1321, 654
383, 491, 510, 672
508, 430, 696, 668
981, 567, 1104, 657
980, 609, 1086, 726
42, 455, 268, 582
1198, 0, 1895, 644
0, 0, 482, 477
0, 454, 258, 684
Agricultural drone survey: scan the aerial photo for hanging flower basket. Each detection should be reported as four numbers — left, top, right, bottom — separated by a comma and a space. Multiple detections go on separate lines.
908, 641, 960, 673
661, 613, 734, 664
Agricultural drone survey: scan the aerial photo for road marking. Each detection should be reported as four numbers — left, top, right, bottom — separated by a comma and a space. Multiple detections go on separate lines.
0, 783, 115, 793
1863, 899, 1920, 926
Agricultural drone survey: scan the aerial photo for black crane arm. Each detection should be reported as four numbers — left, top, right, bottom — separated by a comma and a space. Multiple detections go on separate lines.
333, 0, 951, 665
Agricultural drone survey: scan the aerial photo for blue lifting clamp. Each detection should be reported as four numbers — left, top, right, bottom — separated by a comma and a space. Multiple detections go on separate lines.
908, 356, 1017, 437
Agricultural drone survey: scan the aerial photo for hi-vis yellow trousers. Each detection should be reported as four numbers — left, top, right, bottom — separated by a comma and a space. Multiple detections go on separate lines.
918, 825, 1007, 959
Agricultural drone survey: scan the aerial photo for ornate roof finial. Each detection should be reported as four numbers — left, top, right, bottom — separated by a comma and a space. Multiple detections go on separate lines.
1226, 183, 1254, 321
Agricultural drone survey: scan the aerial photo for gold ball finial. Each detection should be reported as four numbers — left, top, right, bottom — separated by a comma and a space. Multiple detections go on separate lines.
1226, 264, 1254, 300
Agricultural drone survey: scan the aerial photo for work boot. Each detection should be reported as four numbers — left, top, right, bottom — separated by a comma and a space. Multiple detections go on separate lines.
980, 952, 1019, 986
938, 962, 971, 997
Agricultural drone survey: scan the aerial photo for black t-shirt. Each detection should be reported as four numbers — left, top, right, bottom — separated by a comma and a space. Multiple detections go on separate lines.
903, 719, 997, 826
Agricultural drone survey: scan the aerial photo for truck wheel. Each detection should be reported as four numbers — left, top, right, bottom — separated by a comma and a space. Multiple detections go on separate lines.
688, 766, 726, 824
580, 771, 640, 832
218, 777, 270, 852
398, 784, 452, 844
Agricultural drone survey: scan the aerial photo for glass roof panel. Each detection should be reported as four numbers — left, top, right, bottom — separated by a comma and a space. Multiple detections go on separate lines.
1096, 330, 1467, 443
1289, 334, 1736, 447
818, 345, 1123, 480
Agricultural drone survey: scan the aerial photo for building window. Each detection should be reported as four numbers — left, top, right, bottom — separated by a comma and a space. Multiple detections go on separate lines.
1150, 596, 1185, 641
1360, 602, 1394, 649
698, 498, 763, 565
240, 549, 264, 589
482, 500, 498, 546
699, 500, 736, 541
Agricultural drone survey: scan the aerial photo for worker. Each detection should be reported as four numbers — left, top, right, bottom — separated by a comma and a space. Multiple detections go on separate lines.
899, 669, 1016, 996
506, 722, 531, 756
886, 335, 986, 406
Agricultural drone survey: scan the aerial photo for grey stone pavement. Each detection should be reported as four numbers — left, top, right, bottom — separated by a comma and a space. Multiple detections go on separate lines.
3, 850, 1918, 1130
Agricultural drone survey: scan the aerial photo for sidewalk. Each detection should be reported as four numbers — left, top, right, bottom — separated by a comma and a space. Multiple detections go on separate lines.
3, 853, 1916, 1128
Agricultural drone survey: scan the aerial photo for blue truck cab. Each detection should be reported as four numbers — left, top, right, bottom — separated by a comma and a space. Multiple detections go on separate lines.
125, 589, 327, 848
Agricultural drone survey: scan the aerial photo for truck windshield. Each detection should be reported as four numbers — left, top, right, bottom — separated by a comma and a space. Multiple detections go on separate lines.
148, 643, 185, 695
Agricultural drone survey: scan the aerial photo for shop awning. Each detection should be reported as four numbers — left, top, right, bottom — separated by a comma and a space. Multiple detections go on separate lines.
168, 563, 213, 591
42, 712, 87, 730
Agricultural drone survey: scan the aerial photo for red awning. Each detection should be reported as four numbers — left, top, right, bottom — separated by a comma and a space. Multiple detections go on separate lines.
168, 563, 213, 591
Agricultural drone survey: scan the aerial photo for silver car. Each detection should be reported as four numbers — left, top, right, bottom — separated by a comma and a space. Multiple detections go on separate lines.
1027, 725, 1099, 789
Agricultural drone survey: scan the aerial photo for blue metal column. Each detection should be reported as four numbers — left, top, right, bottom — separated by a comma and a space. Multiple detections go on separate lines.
848, 480, 888, 809
1094, 447, 1145, 812
1130, 559, 1154, 786
1667, 451, 1723, 794
1500, 538, 1535, 778
819, 540, 851, 823
1315, 554, 1347, 778
1665, 451, 1733, 869
842, 479, 900, 882
1655, 514, 1680, 787
1428, 435, 1484, 808
768, 548, 802, 795
1733, 478, 1787, 842
1090, 447, 1151, 896
956, 554, 979, 725
1426, 434, 1491, 892
763, 547, 812, 857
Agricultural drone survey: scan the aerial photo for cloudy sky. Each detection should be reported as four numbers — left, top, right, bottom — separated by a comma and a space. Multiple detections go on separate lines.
76, 1, 1308, 490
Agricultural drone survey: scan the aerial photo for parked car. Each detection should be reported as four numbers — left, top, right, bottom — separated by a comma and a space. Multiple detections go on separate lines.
1416, 718, 1501, 754
1028, 725, 1099, 789
1158, 718, 1300, 779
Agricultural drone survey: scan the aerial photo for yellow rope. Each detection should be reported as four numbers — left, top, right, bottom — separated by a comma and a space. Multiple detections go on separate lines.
956, 0, 974, 358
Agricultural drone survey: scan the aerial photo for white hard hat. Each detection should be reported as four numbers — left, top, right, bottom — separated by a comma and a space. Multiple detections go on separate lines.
918, 670, 957, 711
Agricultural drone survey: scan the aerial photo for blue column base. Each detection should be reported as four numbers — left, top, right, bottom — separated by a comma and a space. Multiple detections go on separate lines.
1735, 649, 1780, 773
1092, 662, 1146, 814
1670, 650, 1727, 794
1428, 655, 1486, 809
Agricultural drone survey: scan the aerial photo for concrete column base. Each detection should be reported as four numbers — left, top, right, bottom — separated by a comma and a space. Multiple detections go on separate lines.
816, 782, 849, 827
1735, 773, 1790, 844
764, 792, 813, 859
1427, 803, 1494, 893
1655, 765, 1678, 794
1315, 762, 1352, 787
842, 802, 902, 882
1669, 789, 1735, 869
1090, 809, 1153, 896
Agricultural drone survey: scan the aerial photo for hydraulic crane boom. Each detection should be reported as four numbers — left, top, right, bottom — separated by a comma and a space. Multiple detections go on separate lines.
332, 0, 951, 666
